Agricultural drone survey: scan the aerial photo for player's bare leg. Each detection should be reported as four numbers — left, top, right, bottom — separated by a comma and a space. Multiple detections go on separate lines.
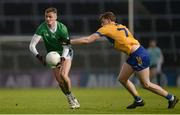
138, 67, 179, 109
119, 63, 139, 97
118, 62, 145, 109
59, 60, 72, 94
60, 59, 80, 109
149, 67, 158, 83
53, 59, 80, 109
138, 67, 168, 96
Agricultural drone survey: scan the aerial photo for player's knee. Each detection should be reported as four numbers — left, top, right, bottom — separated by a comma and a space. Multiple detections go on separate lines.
60, 71, 65, 77
57, 77, 64, 84
118, 77, 127, 84
60, 72, 68, 80
141, 82, 150, 89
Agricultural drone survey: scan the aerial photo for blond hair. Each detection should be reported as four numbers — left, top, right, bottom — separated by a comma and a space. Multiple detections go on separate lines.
45, 7, 57, 14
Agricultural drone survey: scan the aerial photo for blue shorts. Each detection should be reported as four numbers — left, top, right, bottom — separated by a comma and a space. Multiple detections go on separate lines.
126, 46, 150, 71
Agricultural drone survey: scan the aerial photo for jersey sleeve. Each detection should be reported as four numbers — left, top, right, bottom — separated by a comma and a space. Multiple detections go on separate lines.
35, 24, 43, 36
61, 23, 69, 40
96, 27, 107, 36
29, 34, 42, 56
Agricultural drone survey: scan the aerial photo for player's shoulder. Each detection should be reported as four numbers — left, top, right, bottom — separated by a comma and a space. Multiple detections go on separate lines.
97, 25, 106, 31
156, 47, 162, 52
116, 23, 126, 28
37, 22, 47, 30
57, 21, 67, 28
35, 22, 47, 34
98, 23, 115, 32
57, 21, 68, 34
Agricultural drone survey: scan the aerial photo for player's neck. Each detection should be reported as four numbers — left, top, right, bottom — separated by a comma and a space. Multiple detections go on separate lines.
48, 21, 57, 29
106, 22, 116, 25
48, 21, 57, 32
110, 22, 116, 25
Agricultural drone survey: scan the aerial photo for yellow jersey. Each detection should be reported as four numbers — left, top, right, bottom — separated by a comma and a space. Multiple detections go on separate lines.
96, 23, 140, 55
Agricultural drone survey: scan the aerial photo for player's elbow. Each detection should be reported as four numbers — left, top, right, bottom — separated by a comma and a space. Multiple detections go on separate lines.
29, 43, 33, 52
29, 43, 36, 54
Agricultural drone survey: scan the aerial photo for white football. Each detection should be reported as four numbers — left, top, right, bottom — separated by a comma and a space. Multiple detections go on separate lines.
45, 51, 61, 68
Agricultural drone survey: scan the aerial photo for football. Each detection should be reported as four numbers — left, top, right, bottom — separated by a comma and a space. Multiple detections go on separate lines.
45, 51, 61, 68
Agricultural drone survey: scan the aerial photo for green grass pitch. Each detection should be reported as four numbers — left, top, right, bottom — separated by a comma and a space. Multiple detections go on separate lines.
0, 87, 179, 114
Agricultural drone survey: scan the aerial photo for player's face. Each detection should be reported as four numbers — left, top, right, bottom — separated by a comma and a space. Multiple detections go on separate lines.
149, 41, 157, 47
45, 12, 57, 27
101, 18, 111, 26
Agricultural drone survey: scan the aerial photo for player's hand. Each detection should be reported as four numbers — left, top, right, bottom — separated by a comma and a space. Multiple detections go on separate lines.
56, 57, 65, 68
36, 54, 46, 66
59, 39, 71, 45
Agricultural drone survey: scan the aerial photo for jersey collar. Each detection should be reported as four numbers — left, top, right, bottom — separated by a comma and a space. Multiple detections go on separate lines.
48, 21, 57, 33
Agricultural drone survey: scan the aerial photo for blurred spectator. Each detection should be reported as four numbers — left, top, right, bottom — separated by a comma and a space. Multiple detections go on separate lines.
147, 39, 165, 86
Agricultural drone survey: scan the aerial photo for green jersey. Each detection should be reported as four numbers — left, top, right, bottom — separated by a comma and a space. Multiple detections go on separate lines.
35, 21, 69, 55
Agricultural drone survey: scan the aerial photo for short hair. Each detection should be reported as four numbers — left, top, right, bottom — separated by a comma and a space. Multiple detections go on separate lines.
99, 12, 116, 22
45, 7, 57, 14
149, 39, 157, 42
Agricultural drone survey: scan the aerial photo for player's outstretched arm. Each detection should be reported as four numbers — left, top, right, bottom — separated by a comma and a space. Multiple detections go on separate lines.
71, 33, 100, 45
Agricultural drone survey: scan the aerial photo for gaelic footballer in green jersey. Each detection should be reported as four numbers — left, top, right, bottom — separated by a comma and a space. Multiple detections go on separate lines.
30, 21, 73, 60
29, 7, 80, 109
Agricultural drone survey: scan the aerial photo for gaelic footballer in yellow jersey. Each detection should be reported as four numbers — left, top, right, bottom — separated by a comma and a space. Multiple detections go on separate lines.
96, 23, 139, 55
70, 12, 178, 109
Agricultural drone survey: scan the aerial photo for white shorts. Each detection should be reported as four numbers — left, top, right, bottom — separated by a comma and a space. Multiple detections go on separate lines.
64, 48, 73, 60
